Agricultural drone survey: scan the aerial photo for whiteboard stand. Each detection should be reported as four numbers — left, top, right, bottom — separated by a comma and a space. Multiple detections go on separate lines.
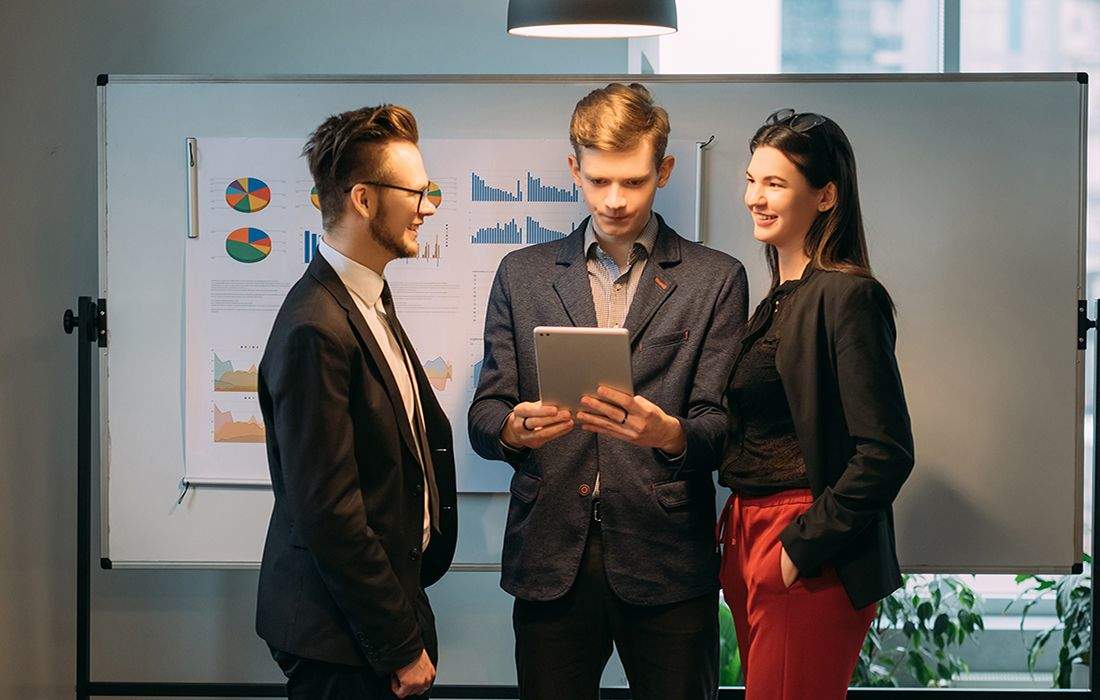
1081, 300, 1099, 695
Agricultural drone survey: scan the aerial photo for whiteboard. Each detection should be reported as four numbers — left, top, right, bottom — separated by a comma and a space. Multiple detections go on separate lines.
99, 74, 1087, 572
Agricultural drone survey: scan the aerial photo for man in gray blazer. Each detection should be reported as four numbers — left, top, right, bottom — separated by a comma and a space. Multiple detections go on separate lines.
468, 83, 748, 699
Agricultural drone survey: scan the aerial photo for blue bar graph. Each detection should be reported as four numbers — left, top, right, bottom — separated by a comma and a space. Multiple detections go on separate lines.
471, 219, 522, 244
525, 217, 573, 245
526, 172, 579, 202
471, 172, 522, 202
303, 229, 320, 263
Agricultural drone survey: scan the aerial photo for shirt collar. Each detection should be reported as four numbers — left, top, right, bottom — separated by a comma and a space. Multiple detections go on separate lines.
773, 262, 817, 297
317, 237, 385, 307
584, 212, 658, 262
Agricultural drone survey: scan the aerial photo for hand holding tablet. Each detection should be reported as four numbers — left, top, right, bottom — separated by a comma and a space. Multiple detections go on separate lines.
502, 326, 632, 451
576, 385, 686, 454
526, 326, 686, 454
501, 400, 574, 450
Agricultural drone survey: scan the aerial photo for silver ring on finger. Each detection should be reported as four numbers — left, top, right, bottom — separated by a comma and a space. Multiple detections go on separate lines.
619, 411, 629, 425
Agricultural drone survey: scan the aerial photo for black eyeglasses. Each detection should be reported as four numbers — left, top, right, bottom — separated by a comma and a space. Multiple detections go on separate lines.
764, 108, 827, 133
344, 180, 443, 212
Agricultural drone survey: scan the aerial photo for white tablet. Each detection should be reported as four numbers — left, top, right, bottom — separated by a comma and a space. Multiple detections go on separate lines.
533, 326, 634, 413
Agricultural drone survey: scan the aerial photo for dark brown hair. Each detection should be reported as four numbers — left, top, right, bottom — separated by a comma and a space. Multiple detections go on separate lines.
570, 82, 670, 165
303, 104, 419, 229
750, 115, 878, 294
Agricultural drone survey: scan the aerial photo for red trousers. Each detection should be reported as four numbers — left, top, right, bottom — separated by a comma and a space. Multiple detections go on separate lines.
719, 489, 876, 699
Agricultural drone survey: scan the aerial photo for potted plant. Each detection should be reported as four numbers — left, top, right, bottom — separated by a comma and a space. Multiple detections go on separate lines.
1011, 553, 1092, 688
852, 574, 984, 687
718, 598, 743, 685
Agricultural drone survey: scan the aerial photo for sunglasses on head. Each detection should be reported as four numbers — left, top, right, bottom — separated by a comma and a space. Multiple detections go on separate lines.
764, 108, 827, 133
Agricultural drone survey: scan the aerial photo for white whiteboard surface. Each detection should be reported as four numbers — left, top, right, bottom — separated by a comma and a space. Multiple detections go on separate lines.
100, 74, 1086, 571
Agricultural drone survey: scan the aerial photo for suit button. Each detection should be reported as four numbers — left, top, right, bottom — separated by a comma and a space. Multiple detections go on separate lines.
412, 483, 423, 496
578, 484, 590, 496
409, 547, 421, 561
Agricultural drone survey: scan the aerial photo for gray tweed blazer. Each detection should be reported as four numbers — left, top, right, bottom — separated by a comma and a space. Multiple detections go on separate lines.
469, 215, 748, 605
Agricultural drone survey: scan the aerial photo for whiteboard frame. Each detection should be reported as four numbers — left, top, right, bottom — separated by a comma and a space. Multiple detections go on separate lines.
97, 73, 1088, 570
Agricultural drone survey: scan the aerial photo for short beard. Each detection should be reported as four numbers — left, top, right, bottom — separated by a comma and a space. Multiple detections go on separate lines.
369, 203, 417, 259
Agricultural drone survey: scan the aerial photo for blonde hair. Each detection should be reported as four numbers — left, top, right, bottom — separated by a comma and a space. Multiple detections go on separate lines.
569, 82, 670, 165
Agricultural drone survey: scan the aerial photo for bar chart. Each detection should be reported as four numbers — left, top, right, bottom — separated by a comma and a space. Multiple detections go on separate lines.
303, 229, 320, 264
471, 172, 522, 202
525, 216, 573, 244
471, 218, 522, 244
526, 171, 579, 202
404, 232, 446, 266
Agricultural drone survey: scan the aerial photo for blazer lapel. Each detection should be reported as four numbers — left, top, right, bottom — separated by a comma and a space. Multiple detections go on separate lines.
308, 256, 421, 463
551, 221, 598, 328
623, 215, 682, 346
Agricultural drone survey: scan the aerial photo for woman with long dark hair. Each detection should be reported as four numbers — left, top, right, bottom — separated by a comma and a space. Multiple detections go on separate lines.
718, 109, 915, 698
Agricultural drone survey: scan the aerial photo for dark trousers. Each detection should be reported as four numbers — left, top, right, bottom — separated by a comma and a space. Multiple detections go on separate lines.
513, 522, 719, 700
269, 587, 437, 700
270, 647, 431, 700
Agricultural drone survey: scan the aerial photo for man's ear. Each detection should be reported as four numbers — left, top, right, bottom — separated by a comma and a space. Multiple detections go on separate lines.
656, 155, 676, 188
568, 152, 583, 187
348, 182, 372, 220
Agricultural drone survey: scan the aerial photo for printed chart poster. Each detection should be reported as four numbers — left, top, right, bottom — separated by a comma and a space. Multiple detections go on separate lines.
184, 138, 698, 491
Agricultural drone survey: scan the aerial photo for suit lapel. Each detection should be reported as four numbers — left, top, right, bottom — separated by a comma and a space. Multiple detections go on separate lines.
552, 222, 598, 328
624, 215, 682, 346
308, 256, 421, 464
624, 260, 677, 346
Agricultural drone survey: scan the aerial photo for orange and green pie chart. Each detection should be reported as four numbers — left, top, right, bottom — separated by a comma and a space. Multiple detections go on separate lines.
225, 227, 272, 263
310, 185, 321, 210
225, 177, 271, 213
426, 181, 443, 208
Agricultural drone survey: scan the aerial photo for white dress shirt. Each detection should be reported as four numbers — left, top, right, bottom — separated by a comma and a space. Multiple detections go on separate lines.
318, 238, 431, 550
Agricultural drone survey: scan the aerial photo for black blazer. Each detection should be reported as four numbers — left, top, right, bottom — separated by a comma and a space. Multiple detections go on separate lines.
256, 255, 458, 672
734, 266, 914, 610
469, 216, 748, 605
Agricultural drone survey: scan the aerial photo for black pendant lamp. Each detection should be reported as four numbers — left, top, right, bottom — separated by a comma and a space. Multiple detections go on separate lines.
507, 0, 678, 39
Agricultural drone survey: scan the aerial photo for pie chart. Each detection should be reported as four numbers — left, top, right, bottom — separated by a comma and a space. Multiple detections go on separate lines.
310, 185, 321, 211
225, 227, 272, 263
426, 181, 443, 208
225, 177, 271, 213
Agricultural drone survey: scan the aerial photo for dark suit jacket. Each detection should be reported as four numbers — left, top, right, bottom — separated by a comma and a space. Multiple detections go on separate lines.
469, 215, 748, 605
748, 267, 914, 610
256, 254, 458, 673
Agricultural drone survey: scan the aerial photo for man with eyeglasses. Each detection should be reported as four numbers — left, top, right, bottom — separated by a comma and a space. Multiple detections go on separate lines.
256, 104, 457, 699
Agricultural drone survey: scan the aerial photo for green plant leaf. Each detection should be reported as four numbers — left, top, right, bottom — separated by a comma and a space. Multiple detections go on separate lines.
959, 588, 975, 609
917, 601, 934, 622
933, 613, 950, 637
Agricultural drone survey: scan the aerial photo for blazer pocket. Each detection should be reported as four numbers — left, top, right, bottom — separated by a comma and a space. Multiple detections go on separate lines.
653, 479, 693, 510
509, 471, 541, 505
643, 329, 689, 350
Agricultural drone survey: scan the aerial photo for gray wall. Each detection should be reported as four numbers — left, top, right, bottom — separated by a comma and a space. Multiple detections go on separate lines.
0, 2, 625, 696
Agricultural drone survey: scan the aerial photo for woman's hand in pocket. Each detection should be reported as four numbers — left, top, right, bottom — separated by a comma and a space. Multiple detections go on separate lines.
780, 545, 800, 588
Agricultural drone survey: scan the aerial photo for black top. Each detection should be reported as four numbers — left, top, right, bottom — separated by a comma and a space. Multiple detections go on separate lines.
721, 272, 810, 495
720, 265, 914, 610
